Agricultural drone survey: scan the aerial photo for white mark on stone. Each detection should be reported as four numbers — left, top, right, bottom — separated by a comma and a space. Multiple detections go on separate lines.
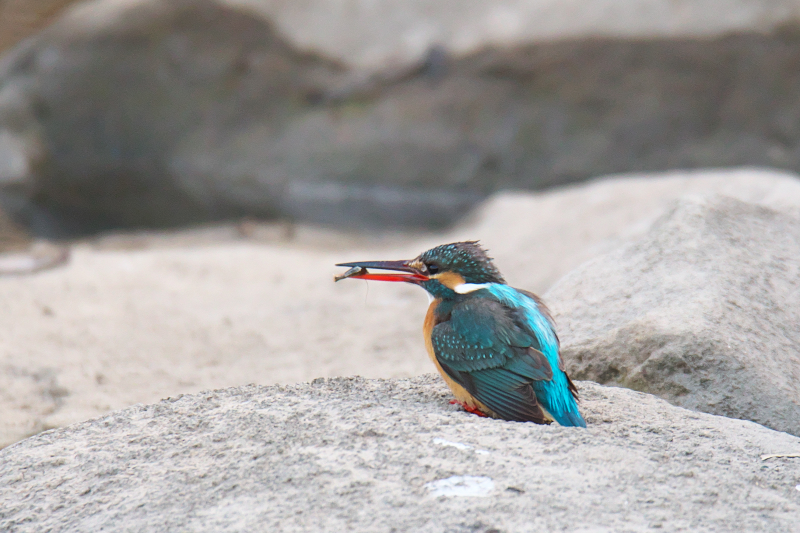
796, 484, 800, 492
761, 452, 800, 460
433, 437, 471, 450
425, 476, 495, 497
433, 437, 491, 455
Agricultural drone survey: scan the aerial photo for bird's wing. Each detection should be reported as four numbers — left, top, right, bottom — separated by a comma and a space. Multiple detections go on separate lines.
514, 288, 580, 403
431, 298, 555, 422
514, 288, 559, 347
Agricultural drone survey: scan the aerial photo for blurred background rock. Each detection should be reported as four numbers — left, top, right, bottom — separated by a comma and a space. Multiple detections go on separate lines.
2, 0, 800, 237
0, 1, 82, 53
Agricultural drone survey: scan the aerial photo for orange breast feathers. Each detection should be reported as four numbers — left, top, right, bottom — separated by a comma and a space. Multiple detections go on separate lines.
423, 298, 493, 414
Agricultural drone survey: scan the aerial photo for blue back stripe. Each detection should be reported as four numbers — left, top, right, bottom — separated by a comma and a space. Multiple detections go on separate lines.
485, 284, 580, 419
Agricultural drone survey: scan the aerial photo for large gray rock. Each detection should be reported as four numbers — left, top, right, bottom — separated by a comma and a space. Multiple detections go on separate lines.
4, 0, 800, 234
455, 168, 800, 293
1, 376, 799, 532
2, 170, 800, 449
548, 195, 800, 436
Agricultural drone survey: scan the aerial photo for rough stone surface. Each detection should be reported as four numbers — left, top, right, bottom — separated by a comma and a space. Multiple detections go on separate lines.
4, 1, 800, 233
1, 376, 799, 532
3, 170, 800, 448
548, 195, 800, 436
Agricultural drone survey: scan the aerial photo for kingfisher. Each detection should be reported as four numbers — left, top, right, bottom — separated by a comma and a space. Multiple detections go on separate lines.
335, 241, 586, 427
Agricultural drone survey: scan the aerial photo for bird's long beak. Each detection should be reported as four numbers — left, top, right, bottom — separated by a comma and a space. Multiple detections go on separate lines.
334, 260, 429, 283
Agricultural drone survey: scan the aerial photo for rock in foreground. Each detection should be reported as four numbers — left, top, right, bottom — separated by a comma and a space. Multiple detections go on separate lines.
1, 376, 798, 532
549, 195, 800, 436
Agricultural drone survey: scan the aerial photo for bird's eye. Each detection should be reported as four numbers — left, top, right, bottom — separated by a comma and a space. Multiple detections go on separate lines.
427, 264, 439, 274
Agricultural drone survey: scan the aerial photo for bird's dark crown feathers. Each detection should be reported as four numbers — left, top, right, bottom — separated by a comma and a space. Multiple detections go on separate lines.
414, 241, 505, 284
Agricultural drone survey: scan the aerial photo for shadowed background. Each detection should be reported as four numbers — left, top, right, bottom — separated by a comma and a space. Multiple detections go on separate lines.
2, 0, 800, 237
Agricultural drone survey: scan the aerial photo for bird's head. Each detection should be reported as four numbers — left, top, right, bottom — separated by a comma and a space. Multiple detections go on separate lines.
336, 241, 505, 299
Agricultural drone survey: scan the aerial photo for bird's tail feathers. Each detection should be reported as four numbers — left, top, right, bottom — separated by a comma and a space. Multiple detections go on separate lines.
553, 410, 587, 428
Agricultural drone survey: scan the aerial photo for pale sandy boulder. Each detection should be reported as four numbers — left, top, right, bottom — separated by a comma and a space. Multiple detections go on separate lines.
455, 168, 800, 293
0, 229, 434, 448
1, 376, 799, 532
2, 169, 800, 448
548, 195, 800, 435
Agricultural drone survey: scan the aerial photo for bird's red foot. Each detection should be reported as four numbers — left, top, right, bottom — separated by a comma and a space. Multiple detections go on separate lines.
450, 399, 488, 417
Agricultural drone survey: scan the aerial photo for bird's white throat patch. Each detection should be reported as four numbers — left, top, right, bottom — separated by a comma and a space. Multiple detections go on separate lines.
453, 283, 492, 294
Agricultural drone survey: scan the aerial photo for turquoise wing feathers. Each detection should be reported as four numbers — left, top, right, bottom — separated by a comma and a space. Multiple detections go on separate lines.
430, 286, 586, 427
